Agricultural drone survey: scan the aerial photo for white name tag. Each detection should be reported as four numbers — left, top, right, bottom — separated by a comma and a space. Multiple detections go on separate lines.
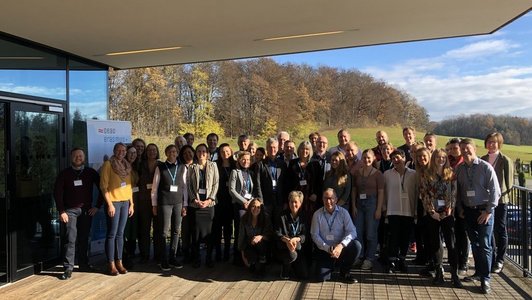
359, 193, 367, 200
199, 188, 207, 195
132, 186, 139, 193
73, 180, 83, 186
146, 184, 152, 190
466, 190, 476, 197
326, 234, 335, 241
170, 185, 178, 192
299, 180, 307, 186
437, 199, 445, 207
120, 182, 127, 188
272, 180, 277, 187
244, 193, 252, 200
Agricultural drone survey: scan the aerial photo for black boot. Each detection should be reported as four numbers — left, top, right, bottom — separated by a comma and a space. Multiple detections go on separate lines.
433, 265, 444, 285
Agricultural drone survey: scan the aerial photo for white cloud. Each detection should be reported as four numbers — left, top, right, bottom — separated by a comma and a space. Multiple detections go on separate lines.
70, 101, 107, 120
444, 40, 519, 59
363, 38, 532, 121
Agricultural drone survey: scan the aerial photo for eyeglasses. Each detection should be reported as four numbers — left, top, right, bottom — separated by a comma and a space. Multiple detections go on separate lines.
251, 206, 261, 209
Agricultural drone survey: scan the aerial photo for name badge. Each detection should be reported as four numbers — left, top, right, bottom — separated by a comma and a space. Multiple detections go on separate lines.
437, 199, 445, 207
400, 192, 409, 201
120, 182, 127, 188
244, 193, 252, 200
132, 186, 139, 193
299, 180, 307, 186
73, 180, 83, 186
199, 188, 207, 195
359, 193, 367, 200
146, 184, 152, 190
326, 234, 335, 241
170, 185, 178, 192
466, 190, 475, 197
272, 180, 277, 187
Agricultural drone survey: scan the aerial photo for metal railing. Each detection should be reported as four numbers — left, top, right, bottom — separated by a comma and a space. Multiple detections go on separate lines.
506, 185, 531, 277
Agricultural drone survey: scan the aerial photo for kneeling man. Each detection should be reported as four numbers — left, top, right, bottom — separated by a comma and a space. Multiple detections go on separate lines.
311, 188, 361, 283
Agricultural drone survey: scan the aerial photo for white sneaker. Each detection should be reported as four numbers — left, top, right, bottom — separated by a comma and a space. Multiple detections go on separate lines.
361, 259, 373, 270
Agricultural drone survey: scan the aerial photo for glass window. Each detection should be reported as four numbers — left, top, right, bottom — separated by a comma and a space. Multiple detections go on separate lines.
0, 36, 67, 100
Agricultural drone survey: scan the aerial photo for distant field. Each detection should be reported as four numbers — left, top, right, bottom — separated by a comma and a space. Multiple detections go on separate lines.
137, 126, 532, 177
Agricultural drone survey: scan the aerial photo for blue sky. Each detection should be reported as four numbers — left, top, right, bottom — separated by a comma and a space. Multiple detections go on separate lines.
271, 11, 532, 121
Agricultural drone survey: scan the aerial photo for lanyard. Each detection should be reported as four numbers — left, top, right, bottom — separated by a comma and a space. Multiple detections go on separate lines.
297, 161, 306, 180
73, 167, 84, 179
199, 168, 206, 188
242, 170, 251, 193
465, 163, 476, 189
324, 209, 338, 232
360, 168, 373, 192
290, 219, 300, 236
165, 162, 178, 185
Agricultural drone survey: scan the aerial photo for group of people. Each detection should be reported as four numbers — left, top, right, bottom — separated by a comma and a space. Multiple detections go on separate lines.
53, 128, 513, 294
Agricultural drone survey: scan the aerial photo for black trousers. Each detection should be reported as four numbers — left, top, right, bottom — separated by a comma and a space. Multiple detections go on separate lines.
212, 202, 233, 259
454, 214, 470, 268
60, 207, 92, 270
427, 215, 458, 273
387, 215, 414, 261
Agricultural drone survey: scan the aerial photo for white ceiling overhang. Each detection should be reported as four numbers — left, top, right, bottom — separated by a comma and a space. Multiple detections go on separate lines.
1, 1, 531, 69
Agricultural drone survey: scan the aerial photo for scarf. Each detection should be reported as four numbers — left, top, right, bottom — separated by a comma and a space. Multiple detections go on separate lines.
109, 155, 131, 179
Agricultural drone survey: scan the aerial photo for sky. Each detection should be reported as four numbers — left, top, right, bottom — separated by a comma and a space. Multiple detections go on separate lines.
271, 11, 532, 121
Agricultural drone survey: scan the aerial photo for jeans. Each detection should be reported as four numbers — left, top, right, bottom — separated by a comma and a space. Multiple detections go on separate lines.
315, 239, 361, 281
158, 203, 183, 263
491, 202, 508, 264
105, 201, 129, 262
61, 207, 92, 270
464, 207, 494, 281
354, 195, 380, 261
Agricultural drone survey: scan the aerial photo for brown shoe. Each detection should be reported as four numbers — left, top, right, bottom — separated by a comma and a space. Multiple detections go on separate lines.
108, 261, 119, 276
115, 260, 128, 274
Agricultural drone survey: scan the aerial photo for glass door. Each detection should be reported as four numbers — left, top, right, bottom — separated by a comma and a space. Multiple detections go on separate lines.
8, 101, 63, 281
0, 103, 7, 285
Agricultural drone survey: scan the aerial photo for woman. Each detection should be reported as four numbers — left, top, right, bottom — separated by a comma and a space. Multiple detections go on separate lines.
188, 143, 219, 268
254, 147, 266, 163
352, 149, 384, 270
276, 191, 308, 279
132, 138, 146, 171
100, 142, 134, 275
177, 145, 195, 263
230, 151, 260, 265
123, 145, 139, 268
286, 141, 316, 215
413, 147, 431, 266
238, 198, 273, 275
212, 143, 236, 262
323, 151, 352, 210
151, 145, 184, 271
248, 141, 258, 158
376, 143, 394, 173
137, 143, 159, 262
421, 148, 462, 288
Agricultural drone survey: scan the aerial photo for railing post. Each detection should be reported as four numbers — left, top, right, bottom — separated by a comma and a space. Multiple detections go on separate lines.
521, 189, 530, 277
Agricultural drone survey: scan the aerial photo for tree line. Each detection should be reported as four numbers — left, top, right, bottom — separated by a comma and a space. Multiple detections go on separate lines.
433, 114, 532, 146
108, 58, 429, 139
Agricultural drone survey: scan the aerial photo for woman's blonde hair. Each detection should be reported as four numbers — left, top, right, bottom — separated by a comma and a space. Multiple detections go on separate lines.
288, 190, 304, 204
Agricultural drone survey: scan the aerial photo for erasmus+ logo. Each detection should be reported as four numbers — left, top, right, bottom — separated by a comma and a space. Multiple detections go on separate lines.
97, 128, 116, 135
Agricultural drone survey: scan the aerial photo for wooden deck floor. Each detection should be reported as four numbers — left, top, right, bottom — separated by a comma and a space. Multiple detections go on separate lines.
1, 257, 530, 299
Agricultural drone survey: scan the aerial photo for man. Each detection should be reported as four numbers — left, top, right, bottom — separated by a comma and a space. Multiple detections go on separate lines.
206, 132, 219, 161
276, 131, 290, 158
371, 130, 389, 161
234, 134, 251, 160
254, 137, 286, 223
54, 148, 103, 280
423, 132, 437, 153
282, 140, 297, 166
184, 132, 195, 146
446, 138, 464, 170
311, 188, 361, 283
345, 141, 362, 175
383, 149, 417, 274
329, 129, 350, 155
481, 132, 513, 274
456, 138, 501, 294
308, 131, 320, 152
310, 135, 331, 204
446, 138, 468, 275
397, 127, 416, 163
